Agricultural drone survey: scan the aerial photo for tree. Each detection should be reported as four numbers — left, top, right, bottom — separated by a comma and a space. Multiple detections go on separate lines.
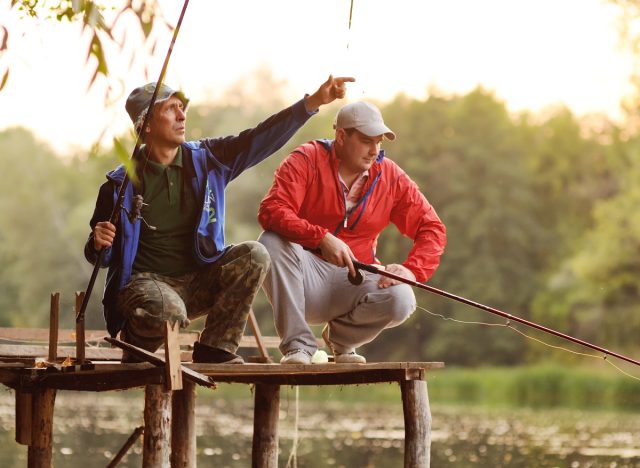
360, 89, 549, 365
530, 131, 640, 352
1, 1, 168, 93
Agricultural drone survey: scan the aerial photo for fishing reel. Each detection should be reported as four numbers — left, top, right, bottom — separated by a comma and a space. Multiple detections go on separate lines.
348, 267, 365, 285
124, 195, 156, 230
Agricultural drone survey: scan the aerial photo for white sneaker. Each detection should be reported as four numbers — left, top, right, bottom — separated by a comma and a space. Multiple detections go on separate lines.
280, 349, 312, 365
322, 325, 366, 364
334, 351, 366, 364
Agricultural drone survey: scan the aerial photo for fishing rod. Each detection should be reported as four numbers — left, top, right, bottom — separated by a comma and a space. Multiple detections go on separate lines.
352, 260, 640, 367
76, 0, 191, 323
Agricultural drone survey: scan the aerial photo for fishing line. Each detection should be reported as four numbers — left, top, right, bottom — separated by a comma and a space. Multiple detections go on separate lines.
416, 304, 640, 382
340, 0, 365, 97
347, 0, 354, 50
285, 385, 301, 468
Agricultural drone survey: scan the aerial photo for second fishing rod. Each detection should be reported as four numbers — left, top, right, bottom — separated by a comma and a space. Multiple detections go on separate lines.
350, 259, 640, 368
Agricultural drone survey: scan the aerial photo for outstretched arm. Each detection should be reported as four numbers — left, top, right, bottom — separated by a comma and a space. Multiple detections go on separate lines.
304, 75, 356, 112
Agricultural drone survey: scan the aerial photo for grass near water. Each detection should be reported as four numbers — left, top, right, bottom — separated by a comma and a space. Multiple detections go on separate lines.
206, 364, 640, 411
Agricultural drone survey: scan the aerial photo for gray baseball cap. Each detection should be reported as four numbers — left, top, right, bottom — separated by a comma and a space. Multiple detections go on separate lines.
125, 82, 189, 130
334, 101, 396, 140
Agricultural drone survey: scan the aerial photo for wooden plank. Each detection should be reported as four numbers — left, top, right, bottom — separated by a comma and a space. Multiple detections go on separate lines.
0, 344, 196, 362
0, 327, 108, 344
252, 384, 280, 468
107, 426, 144, 468
189, 361, 444, 374
171, 380, 196, 468
0, 328, 280, 348
401, 380, 431, 467
105, 337, 216, 389
47, 293, 60, 362
247, 308, 272, 363
164, 321, 183, 391
31, 367, 164, 392
1, 361, 443, 392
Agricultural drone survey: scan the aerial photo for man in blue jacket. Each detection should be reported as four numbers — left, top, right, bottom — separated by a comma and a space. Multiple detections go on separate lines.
85, 75, 353, 363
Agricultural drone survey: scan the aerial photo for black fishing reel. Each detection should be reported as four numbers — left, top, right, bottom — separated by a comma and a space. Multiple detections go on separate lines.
125, 195, 156, 230
348, 267, 366, 285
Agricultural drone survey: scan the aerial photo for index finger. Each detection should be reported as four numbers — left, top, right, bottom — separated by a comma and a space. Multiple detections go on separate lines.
345, 255, 356, 279
333, 77, 356, 85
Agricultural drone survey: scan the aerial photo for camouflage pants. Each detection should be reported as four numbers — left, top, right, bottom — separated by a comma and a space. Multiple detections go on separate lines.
117, 241, 270, 354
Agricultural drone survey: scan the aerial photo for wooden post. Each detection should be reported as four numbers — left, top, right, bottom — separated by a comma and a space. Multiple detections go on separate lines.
75, 291, 86, 364
48, 292, 60, 362
143, 385, 172, 468
252, 383, 280, 468
401, 380, 431, 468
164, 321, 183, 391
248, 307, 272, 363
27, 388, 56, 468
171, 380, 196, 468
15, 390, 33, 445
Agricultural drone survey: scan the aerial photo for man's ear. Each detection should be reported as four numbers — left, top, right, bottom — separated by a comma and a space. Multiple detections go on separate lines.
335, 128, 346, 145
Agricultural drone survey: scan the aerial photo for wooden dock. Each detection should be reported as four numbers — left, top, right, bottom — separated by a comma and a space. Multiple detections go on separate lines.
0, 293, 443, 467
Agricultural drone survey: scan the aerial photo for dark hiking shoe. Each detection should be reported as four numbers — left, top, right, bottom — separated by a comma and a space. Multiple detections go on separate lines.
192, 342, 244, 364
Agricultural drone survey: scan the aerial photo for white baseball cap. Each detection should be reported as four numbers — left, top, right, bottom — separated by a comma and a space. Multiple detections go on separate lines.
334, 101, 396, 140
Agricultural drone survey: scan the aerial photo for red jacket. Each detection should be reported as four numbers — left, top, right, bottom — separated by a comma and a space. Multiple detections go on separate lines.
258, 140, 446, 282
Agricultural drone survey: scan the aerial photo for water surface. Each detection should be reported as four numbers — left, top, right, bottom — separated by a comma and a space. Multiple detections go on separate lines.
0, 387, 638, 467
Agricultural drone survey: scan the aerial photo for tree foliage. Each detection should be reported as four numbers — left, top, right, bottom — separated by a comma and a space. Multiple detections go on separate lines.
1, 70, 639, 366
1, 0, 167, 93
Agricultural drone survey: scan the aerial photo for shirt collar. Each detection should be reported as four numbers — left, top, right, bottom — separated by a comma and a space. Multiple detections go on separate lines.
338, 169, 368, 188
141, 146, 183, 174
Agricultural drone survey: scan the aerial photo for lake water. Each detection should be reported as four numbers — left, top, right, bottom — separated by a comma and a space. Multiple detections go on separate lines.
0, 386, 638, 467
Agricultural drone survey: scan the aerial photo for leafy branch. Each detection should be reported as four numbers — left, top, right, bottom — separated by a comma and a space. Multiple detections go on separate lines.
1, 0, 171, 92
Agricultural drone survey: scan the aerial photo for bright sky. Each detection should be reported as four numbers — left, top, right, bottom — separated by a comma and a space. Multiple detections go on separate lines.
0, 0, 634, 154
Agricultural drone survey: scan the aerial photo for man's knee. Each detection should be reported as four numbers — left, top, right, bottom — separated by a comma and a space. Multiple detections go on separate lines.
386, 284, 416, 325
242, 240, 271, 271
257, 231, 297, 264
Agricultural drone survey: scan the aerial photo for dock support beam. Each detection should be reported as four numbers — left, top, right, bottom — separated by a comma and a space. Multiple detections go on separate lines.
143, 384, 172, 467
171, 380, 196, 467
401, 380, 431, 468
252, 383, 280, 468
15, 390, 33, 445
27, 388, 56, 468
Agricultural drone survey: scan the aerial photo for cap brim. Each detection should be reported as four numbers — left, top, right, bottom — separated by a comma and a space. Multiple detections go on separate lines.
357, 123, 396, 141
157, 90, 190, 110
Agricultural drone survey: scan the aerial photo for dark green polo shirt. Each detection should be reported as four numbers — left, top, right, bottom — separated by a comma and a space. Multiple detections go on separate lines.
132, 147, 199, 276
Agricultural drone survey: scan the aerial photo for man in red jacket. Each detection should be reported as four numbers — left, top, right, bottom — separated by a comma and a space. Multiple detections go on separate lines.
258, 102, 446, 364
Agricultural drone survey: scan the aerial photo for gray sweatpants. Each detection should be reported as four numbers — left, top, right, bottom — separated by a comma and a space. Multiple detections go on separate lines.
258, 231, 416, 356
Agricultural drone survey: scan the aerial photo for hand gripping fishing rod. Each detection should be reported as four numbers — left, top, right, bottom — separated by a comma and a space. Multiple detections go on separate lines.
76, 0, 190, 324
352, 260, 640, 367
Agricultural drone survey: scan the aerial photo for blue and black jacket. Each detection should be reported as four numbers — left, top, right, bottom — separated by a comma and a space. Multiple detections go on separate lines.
84, 98, 315, 336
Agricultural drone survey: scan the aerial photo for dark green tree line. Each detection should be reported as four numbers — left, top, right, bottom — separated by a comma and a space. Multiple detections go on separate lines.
1, 79, 638, 366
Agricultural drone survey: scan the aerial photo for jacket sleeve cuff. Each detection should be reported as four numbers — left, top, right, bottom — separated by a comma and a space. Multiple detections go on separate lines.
300, 94, 320, 117
84, 240, 111, 267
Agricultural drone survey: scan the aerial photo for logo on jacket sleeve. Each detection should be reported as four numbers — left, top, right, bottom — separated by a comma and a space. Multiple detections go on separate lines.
203, 185, 217, 225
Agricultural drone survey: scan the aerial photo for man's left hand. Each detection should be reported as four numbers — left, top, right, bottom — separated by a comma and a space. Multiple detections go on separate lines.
305, 75, 356, 112
377, 264, 416, 289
